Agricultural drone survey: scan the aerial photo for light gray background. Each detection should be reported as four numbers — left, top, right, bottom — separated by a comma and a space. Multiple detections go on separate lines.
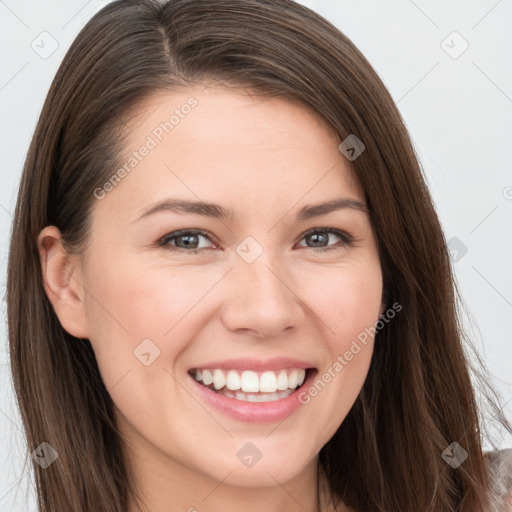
1, 0, 511, 509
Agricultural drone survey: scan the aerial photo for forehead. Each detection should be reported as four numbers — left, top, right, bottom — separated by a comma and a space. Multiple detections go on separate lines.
125, 85, 337, 150
93, 86, 365, 224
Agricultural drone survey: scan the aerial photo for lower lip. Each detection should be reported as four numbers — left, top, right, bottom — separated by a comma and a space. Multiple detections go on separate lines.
189, 369, 317, 423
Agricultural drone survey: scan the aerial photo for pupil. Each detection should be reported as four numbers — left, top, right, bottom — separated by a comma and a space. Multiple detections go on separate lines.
178, 235, 198, 249
309, 233, 327, 247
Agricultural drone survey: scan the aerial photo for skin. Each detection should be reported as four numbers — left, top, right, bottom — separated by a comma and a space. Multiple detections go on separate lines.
38, 85, 385, 512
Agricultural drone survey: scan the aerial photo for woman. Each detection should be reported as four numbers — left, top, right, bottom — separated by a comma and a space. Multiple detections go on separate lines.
6, 0, 512, 510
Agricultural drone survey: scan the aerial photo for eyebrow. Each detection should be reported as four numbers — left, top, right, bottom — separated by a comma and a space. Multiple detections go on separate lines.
133, 197, 370, 224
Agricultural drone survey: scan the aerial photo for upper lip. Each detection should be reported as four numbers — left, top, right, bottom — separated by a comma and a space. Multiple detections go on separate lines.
189, 357, 316, 372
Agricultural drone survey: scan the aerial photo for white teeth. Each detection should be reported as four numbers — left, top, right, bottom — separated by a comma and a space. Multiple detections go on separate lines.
191, 367, 309, 394
225, 370, 241, 390
212, 369, 225, 390
259, 371, 277, 392
240, 371, 260, 392
276, 370, 289, 390
217, 387, 295, 402
202, 369, 213, 385
288, 369, 298, 389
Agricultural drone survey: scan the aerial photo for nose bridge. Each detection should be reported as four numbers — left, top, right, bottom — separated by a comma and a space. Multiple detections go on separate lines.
243, 255, 283, 298
222, 238, 301, 337
237, 242, 290, 304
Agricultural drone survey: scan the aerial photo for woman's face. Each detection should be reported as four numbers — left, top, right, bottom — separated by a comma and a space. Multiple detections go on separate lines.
44, 86, 384, 491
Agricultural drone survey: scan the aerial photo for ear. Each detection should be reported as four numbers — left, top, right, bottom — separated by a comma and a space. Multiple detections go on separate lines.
37, 226, 89, 339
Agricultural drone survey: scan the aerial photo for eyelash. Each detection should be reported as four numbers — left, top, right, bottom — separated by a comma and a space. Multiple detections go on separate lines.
157, 227, 355, 254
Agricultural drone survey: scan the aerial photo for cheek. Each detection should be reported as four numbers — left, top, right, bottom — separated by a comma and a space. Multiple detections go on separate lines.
82, 254, 206, 386
297, 260, 383, 344
294, 262, 382, 423
296, 262, 382, 394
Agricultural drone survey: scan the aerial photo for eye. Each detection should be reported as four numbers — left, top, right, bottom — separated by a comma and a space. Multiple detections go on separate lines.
158, 227, 354, 254
295, 228, 354, 252
158, 229, 216, 253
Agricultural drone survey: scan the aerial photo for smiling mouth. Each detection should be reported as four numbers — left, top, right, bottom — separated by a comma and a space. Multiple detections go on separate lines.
188, 367, 314, 403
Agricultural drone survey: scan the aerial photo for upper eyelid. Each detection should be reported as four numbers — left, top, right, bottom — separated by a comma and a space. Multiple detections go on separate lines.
159, 229, 219, 247
297, 227, 353, 243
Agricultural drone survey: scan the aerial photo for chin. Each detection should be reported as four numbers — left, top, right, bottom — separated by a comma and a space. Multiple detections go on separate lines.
198, 446, 313, 488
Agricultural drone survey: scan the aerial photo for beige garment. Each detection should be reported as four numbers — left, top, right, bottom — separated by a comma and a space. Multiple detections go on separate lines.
317, 449, 512, 512
485, 448, 512, 512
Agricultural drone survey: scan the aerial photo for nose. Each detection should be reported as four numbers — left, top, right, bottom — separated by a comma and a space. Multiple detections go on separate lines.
220, 253, 304, 339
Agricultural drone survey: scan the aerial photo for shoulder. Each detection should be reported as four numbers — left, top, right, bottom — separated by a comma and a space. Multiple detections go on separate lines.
484, 448, 512, 511
319, 451, 512, 511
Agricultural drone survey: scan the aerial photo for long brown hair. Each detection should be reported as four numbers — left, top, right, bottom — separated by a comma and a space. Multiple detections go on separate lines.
7, 0, 511, 510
